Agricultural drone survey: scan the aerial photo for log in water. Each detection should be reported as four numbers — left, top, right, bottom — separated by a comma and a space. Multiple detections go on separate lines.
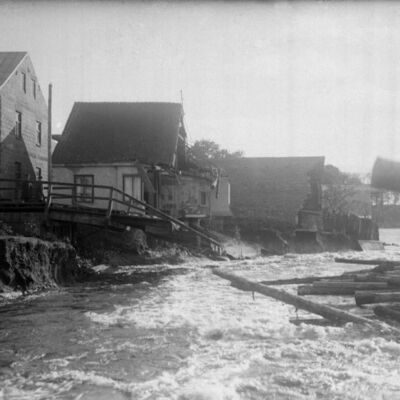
355, 291, 400, 306
213, 268, 380, 326
298, 285, 356, 296
313, 281, 389, 290
335, 258, 400, 267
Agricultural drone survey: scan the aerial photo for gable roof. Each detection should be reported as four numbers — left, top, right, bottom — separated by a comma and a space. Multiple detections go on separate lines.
52, 102, 184, 166
214, 156, 325, 225
0, 52, 27, 88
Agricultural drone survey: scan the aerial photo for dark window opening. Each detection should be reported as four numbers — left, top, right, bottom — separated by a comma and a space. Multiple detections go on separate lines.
15, 111, 22, 138
36, 121, 42, 146
21, 72, 26, 93
32, 79, 36, 99
74, 175, 94, 203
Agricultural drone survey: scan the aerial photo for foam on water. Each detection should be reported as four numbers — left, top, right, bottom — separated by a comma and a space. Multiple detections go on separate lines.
2, 247, 400, 399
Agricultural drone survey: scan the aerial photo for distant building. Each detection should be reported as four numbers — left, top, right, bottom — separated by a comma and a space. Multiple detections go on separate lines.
214, 156, 325, 233
52, 102, 223, 223
0, 52, 49, 198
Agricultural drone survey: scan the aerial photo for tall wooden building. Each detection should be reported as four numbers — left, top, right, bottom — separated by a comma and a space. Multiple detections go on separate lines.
0, 52, 49, 193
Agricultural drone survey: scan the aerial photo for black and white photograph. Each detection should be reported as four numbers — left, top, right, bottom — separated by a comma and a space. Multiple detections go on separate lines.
1, 1, 400, 399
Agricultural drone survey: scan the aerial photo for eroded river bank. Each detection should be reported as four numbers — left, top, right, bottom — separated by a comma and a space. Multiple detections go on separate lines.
1, 232, 400, 399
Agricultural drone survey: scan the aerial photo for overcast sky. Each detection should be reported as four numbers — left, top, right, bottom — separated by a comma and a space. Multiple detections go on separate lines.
1, 0, 400, 173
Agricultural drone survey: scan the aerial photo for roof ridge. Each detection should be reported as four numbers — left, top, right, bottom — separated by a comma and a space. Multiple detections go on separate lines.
73, 101, 181, 105
0, 52, 28, 90
0, 51, 27, 54
220, 156, 325, 160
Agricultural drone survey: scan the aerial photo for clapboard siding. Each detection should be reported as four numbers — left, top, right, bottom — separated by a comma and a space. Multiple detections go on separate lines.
0, 54, 48, 183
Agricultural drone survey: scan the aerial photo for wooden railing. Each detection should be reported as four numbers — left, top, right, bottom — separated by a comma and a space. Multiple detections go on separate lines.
0, 178, 222, 251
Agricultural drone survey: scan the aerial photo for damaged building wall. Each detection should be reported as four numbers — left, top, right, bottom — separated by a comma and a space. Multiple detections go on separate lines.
159, 173, 211, 219
214, 156, 325, 232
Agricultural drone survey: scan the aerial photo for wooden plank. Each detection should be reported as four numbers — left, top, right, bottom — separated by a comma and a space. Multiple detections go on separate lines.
212, 269, 381, 326
355, 291, 400, 306
259, 275, 346, 286
314, 281, 389, 290
298, 285, 356, 296
335, 257, 400, 266
289, 318, 345, 327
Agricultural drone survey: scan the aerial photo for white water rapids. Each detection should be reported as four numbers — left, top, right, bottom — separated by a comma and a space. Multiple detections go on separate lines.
1, 229, 400, 399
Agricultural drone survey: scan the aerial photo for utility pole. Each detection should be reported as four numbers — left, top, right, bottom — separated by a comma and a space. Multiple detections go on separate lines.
48, 83, 52, 183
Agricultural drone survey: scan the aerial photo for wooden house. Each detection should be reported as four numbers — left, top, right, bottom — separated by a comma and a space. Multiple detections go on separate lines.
52, 102, 220, 223
214, 156, 325, 233
0, 52, 49, 198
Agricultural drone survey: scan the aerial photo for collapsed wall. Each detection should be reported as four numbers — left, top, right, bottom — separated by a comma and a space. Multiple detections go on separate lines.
0, 236, 82, 292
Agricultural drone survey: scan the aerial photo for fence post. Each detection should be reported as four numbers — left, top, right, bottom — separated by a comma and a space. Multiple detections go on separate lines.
106, 187, 114, 220
127, 198, 133, 215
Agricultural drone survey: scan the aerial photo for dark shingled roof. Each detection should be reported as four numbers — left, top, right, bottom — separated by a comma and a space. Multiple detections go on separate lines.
52, 102, 184, 166
0, 52, 27, 88
214, 156, 325, 226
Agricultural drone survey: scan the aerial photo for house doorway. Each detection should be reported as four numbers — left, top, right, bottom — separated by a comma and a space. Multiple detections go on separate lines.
123, 175, 142, 201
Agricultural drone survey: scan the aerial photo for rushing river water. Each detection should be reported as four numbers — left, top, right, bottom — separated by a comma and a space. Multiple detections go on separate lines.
2, 231, 400, 399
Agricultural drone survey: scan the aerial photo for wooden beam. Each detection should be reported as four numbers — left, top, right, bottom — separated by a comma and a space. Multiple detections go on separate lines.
259, 274, 348, 286
355, 291, 400, 306
298, 285, 357, 296
212, 269, 380, 326
335, 257, 400, 267
314, 281, 389, 290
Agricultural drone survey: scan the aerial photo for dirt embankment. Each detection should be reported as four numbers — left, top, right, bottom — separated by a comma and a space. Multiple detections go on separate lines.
0, 236, 88, 293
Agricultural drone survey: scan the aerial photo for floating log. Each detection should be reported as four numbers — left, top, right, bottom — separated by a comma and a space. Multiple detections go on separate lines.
298, 285, 356, 296
260, 274, 351, 286
374, 305, 400, 323
335, 258, 400, 267
289, 318, 345, 327
314, 281, 389, 290
212, 269, 379, 326
353, 274, 388, 282
355, 291, 400, 306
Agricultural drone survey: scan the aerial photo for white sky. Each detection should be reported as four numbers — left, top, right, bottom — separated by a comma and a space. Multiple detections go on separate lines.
1, 0, 400, 173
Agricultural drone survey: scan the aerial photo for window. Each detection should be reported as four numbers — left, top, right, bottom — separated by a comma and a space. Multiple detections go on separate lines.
21, 72, 26, 93
32, 79, 36, 99
200, 191, 207, 206
15, 111, 22, 138
74, 175, 94, 203
36, 121, 42, 146
36, 167, 42, 180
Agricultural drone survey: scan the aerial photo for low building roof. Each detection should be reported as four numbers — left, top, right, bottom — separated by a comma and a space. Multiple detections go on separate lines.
52, 102, 184, 166
214, 156, 325, 226
0, 52, 27, 88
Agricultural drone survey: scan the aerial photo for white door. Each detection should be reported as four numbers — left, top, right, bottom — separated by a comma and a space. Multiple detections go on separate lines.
123, 175, 142, 200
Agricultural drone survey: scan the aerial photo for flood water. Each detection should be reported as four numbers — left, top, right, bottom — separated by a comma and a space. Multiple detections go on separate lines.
1, 232, 400, 399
